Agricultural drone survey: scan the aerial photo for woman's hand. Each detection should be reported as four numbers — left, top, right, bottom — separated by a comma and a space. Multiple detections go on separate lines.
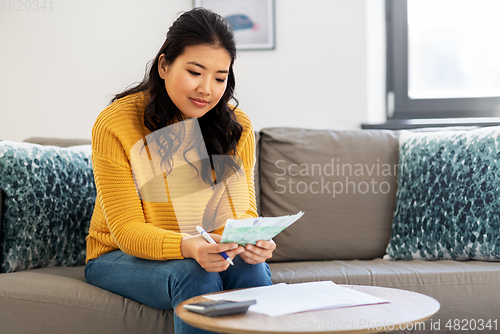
239, 239, 276, 265
181, 234, 244, 272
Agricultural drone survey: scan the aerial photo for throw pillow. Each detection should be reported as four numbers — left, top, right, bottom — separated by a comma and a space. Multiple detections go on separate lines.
0, 141, 96, 273
386, 126, 500, 261
259, 128, 399, 262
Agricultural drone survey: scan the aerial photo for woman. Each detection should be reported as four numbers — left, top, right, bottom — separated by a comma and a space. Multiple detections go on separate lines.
85, 7, 275, 334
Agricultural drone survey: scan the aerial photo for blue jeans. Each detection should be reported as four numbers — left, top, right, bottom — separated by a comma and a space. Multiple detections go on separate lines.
85, 251, 272, 334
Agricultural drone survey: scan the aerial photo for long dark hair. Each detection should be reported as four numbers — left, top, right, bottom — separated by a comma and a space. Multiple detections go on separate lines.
113, 7, 242, 186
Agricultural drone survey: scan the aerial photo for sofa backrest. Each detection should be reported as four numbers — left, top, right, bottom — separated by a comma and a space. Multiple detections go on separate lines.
23, 137, 92, 147
0, 138, 94, 273
258, 127, 400, 262
17, 132, 399, 263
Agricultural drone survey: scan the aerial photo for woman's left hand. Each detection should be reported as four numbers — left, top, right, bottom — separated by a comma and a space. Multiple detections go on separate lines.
239, 239, 276, 264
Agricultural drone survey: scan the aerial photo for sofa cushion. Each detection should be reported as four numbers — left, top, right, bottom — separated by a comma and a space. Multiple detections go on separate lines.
386, 127, 500, 261
0, 266, 173, 334
269, 258, 500, 329
259, 128, 399, 262
0, 141, 96, 273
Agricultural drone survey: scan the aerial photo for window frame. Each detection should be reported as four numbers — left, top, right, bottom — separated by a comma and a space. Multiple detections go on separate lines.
386, 0, 500, 120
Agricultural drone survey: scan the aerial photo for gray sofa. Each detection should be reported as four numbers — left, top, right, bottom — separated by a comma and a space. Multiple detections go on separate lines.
1, 127, 499, 334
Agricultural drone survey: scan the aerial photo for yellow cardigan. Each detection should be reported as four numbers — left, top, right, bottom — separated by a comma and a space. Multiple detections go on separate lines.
86, 92, 257, 262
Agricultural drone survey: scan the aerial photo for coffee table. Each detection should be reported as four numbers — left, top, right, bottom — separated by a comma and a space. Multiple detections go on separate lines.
175, 284, 440, 333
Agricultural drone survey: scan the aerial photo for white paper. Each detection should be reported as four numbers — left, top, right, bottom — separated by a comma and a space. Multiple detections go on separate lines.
205, 281, 390, 317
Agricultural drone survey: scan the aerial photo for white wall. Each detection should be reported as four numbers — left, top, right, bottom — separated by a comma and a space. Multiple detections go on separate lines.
0, 0, 385, 141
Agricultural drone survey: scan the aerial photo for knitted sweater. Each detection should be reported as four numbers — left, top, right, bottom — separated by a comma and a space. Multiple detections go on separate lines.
86, 92, 257, 262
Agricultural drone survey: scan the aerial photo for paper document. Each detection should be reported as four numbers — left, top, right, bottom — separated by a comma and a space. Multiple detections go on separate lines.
205, 281, 390, 317
221, 211, 304, 245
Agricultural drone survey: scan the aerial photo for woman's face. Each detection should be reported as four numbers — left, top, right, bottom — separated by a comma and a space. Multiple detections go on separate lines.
158, 44, 232, 119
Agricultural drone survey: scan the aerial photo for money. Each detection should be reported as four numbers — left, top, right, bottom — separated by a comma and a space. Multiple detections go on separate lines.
221, 211, 304, 245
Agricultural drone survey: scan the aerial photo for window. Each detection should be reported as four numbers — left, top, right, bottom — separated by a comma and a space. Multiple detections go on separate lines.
386, 0, 500, 121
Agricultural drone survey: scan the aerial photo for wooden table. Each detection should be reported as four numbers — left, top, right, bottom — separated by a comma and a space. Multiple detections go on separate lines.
175, 285, 440, 334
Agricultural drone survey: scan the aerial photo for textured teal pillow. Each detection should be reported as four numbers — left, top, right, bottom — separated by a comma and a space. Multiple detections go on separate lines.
0, 141, 96, 273
386, 127, 500, 261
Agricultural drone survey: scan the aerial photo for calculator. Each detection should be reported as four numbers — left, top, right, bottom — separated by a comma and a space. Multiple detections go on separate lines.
183, 299, 256, 317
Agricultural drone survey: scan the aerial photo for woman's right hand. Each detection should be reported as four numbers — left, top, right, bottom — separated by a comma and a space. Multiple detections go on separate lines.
181, 234, 243, 272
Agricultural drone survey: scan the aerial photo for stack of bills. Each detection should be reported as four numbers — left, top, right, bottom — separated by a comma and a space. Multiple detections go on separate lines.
220, 211, 304, 245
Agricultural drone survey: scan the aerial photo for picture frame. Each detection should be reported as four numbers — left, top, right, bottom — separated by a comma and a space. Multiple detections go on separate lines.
193, 0, 275, 50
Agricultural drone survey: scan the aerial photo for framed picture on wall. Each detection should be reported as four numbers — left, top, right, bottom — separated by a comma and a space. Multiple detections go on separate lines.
193, 0, 275, 50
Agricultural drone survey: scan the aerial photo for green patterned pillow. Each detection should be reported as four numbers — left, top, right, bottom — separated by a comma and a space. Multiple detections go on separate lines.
386, 127, 500, 261
0, 141, 96, 273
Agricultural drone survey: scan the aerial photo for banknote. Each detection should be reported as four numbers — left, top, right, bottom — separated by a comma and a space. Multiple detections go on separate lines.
221, 211, 304, 245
